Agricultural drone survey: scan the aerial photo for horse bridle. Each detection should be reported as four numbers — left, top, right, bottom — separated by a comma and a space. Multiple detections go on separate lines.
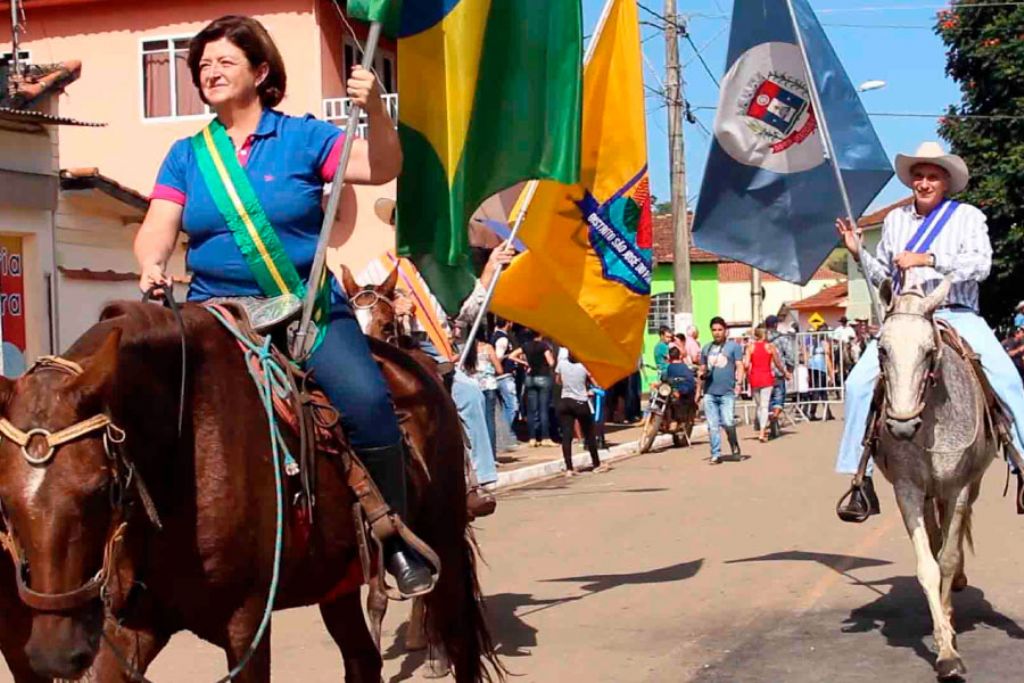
350, 286, 410, 344
880, 311, 944, 423
0, 356, 161, 613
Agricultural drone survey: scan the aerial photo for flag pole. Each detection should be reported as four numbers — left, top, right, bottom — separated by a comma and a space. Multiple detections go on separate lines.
784, 0, 885, 325
456, 0, 618, 370
291, 20, 383, 359
456, 181, 539, 370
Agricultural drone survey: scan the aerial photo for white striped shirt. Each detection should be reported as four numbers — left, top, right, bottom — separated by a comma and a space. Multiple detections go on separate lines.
861, 201, 991, 312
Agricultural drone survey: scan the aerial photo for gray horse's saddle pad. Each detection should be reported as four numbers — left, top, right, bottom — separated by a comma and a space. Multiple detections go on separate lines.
204, 294, 301, 333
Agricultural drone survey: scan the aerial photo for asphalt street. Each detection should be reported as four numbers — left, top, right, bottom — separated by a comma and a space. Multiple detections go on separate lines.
3, 418, 1024, 681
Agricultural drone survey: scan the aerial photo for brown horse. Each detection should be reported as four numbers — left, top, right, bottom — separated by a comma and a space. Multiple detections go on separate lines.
0, 300, 498, 682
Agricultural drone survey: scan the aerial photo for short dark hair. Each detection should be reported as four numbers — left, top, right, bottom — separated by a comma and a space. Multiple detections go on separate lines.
659, 325, 672, 335
668, 347, 682, 360
188, 15, 287, 108
709, 316, 727, 329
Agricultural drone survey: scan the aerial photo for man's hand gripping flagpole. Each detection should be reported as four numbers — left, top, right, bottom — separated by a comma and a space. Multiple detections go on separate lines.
784, 0, 885, 326
457, 181, 539, 371
290, 21, 383, 360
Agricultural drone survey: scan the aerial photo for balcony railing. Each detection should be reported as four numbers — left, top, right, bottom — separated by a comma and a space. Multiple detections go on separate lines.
323, 93, 399, 136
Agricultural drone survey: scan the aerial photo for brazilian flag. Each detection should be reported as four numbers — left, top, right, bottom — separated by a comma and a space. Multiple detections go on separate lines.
349, 1, 583, 312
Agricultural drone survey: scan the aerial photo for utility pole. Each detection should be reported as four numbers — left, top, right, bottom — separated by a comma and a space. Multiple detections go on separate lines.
664, 0, 693, 332
751, 269, 763, 326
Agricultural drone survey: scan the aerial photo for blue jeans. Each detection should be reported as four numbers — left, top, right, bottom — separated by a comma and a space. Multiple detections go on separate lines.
836, 309, 1024, 475
482, 388, 498, 458
415, 340, 497, 485
770, 376, 787, 412
703, 393, 736, 459
306, 304, 402, 450
496, 374, 519, 428
451, 370, 497, 485
525, 375, 553, 440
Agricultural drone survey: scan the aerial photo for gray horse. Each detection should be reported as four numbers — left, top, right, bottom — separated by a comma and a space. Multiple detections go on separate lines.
874, 276, 995, 680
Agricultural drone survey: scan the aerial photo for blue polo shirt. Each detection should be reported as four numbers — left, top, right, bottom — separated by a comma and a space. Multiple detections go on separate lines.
152, 109, 345, 301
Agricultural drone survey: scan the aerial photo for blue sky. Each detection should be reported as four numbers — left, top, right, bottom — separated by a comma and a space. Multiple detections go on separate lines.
581, 0, 962, 211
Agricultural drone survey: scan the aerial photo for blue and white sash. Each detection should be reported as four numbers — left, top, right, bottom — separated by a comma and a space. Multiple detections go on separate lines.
895, 199, 958, 292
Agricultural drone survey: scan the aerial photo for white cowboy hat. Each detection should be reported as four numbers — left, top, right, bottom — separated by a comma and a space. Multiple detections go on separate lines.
1016, 300, 1024, 311
895, 141, 969, 194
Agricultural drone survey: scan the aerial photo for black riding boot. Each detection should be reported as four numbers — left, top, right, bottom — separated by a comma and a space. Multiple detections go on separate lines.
837, 475, 881, 523
357, 442, 434, 596
724, 425, 742, 460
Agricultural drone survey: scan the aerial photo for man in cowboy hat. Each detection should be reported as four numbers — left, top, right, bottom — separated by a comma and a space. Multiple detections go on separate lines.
834, 141, 1024, 520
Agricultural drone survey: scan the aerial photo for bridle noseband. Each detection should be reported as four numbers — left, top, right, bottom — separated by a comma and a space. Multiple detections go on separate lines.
0, 355, 159, 613
880, 312, 944, 423
351, 286, 409, 344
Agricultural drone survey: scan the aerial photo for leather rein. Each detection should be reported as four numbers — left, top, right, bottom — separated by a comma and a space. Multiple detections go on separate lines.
0, 356, 162, 614
880, 311, 944, 423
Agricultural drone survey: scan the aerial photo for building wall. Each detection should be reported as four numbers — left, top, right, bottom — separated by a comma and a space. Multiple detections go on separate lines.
640, 263, 718, 388
2, 0, 319, 194
718, 277, 842, 325
846, 230, 882, 323
53, 196, 188, 349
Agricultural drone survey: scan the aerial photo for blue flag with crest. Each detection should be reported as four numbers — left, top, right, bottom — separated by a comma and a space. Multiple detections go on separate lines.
692, 0, 893, 285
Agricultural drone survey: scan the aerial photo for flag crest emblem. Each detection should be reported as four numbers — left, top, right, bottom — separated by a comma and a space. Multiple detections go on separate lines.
576, 173, 653, 296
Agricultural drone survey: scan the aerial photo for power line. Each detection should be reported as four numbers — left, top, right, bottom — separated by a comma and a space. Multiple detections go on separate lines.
683, 33, 720, 87
690, 105, 1024, 121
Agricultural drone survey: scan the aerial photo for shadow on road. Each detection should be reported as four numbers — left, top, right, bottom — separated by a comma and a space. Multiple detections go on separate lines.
504, 486, 671, 501
842, 575, 1024, 669
725, 549, 893, 574
544, 558, 705, 593
474, 560, 705, 666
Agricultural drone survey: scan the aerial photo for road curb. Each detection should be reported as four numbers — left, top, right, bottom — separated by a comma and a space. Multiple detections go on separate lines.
495, 424, 709, 491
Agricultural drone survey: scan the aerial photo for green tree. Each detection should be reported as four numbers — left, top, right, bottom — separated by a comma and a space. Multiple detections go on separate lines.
936, 1, 1024, 327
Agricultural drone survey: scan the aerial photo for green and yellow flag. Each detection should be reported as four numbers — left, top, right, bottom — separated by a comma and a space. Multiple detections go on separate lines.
491, 0, 652, 387
377, 1, 583, 312
346, 0, 400, 28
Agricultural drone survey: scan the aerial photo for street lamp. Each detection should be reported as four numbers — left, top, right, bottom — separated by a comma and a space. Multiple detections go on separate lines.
857, 80, 887, 93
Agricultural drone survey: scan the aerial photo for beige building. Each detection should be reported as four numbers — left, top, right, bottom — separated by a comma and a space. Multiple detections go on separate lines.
716, 261, 845, 326
1, 0, 400, 355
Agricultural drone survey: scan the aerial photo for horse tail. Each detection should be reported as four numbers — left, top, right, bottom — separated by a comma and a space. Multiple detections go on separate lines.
367, 338, 503, 681
423, 521, 503, 682
418, 417, 503, 682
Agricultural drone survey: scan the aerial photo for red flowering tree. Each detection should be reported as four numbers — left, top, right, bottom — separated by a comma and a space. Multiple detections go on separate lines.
936, 1, 1024, 327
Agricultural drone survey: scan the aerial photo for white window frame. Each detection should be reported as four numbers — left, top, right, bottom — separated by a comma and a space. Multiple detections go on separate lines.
647, 293, 675, 334
139, 34, 212, 124
342, 34, 396, 94
0, 50, 31, 68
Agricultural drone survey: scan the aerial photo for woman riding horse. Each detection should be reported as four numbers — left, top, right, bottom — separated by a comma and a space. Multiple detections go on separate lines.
134, 15, 431, 595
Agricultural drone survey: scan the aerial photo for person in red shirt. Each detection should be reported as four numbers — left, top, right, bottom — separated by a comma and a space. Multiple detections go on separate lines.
744, 325, 787, 442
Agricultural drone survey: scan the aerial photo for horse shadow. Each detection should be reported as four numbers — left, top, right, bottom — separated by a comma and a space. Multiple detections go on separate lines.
842, 575, 1024, 669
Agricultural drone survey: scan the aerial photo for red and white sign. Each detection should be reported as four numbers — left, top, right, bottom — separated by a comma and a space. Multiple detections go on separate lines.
0, 235, 26, 353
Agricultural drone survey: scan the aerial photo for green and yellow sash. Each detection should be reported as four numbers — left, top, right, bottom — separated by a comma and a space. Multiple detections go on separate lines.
191, 120, 330, 351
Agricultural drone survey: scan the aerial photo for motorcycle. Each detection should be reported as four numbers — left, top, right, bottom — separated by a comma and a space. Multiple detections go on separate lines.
638, 380, 696, 453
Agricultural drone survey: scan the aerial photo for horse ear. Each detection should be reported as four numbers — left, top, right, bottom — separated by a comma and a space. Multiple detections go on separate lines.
922, 277, 952, 316
381, 266, 400, 297
879, 279, 894, 310
74, 328, 122, 406
337, 265, 360, 298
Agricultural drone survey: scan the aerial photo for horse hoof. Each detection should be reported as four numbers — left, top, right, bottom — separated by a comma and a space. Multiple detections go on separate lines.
424, 657, 450, 679
952, 573, 968, 592
936, 656, 967, 680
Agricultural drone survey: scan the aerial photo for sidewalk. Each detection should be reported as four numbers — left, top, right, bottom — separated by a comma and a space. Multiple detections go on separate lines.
493, 421, 709, 490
